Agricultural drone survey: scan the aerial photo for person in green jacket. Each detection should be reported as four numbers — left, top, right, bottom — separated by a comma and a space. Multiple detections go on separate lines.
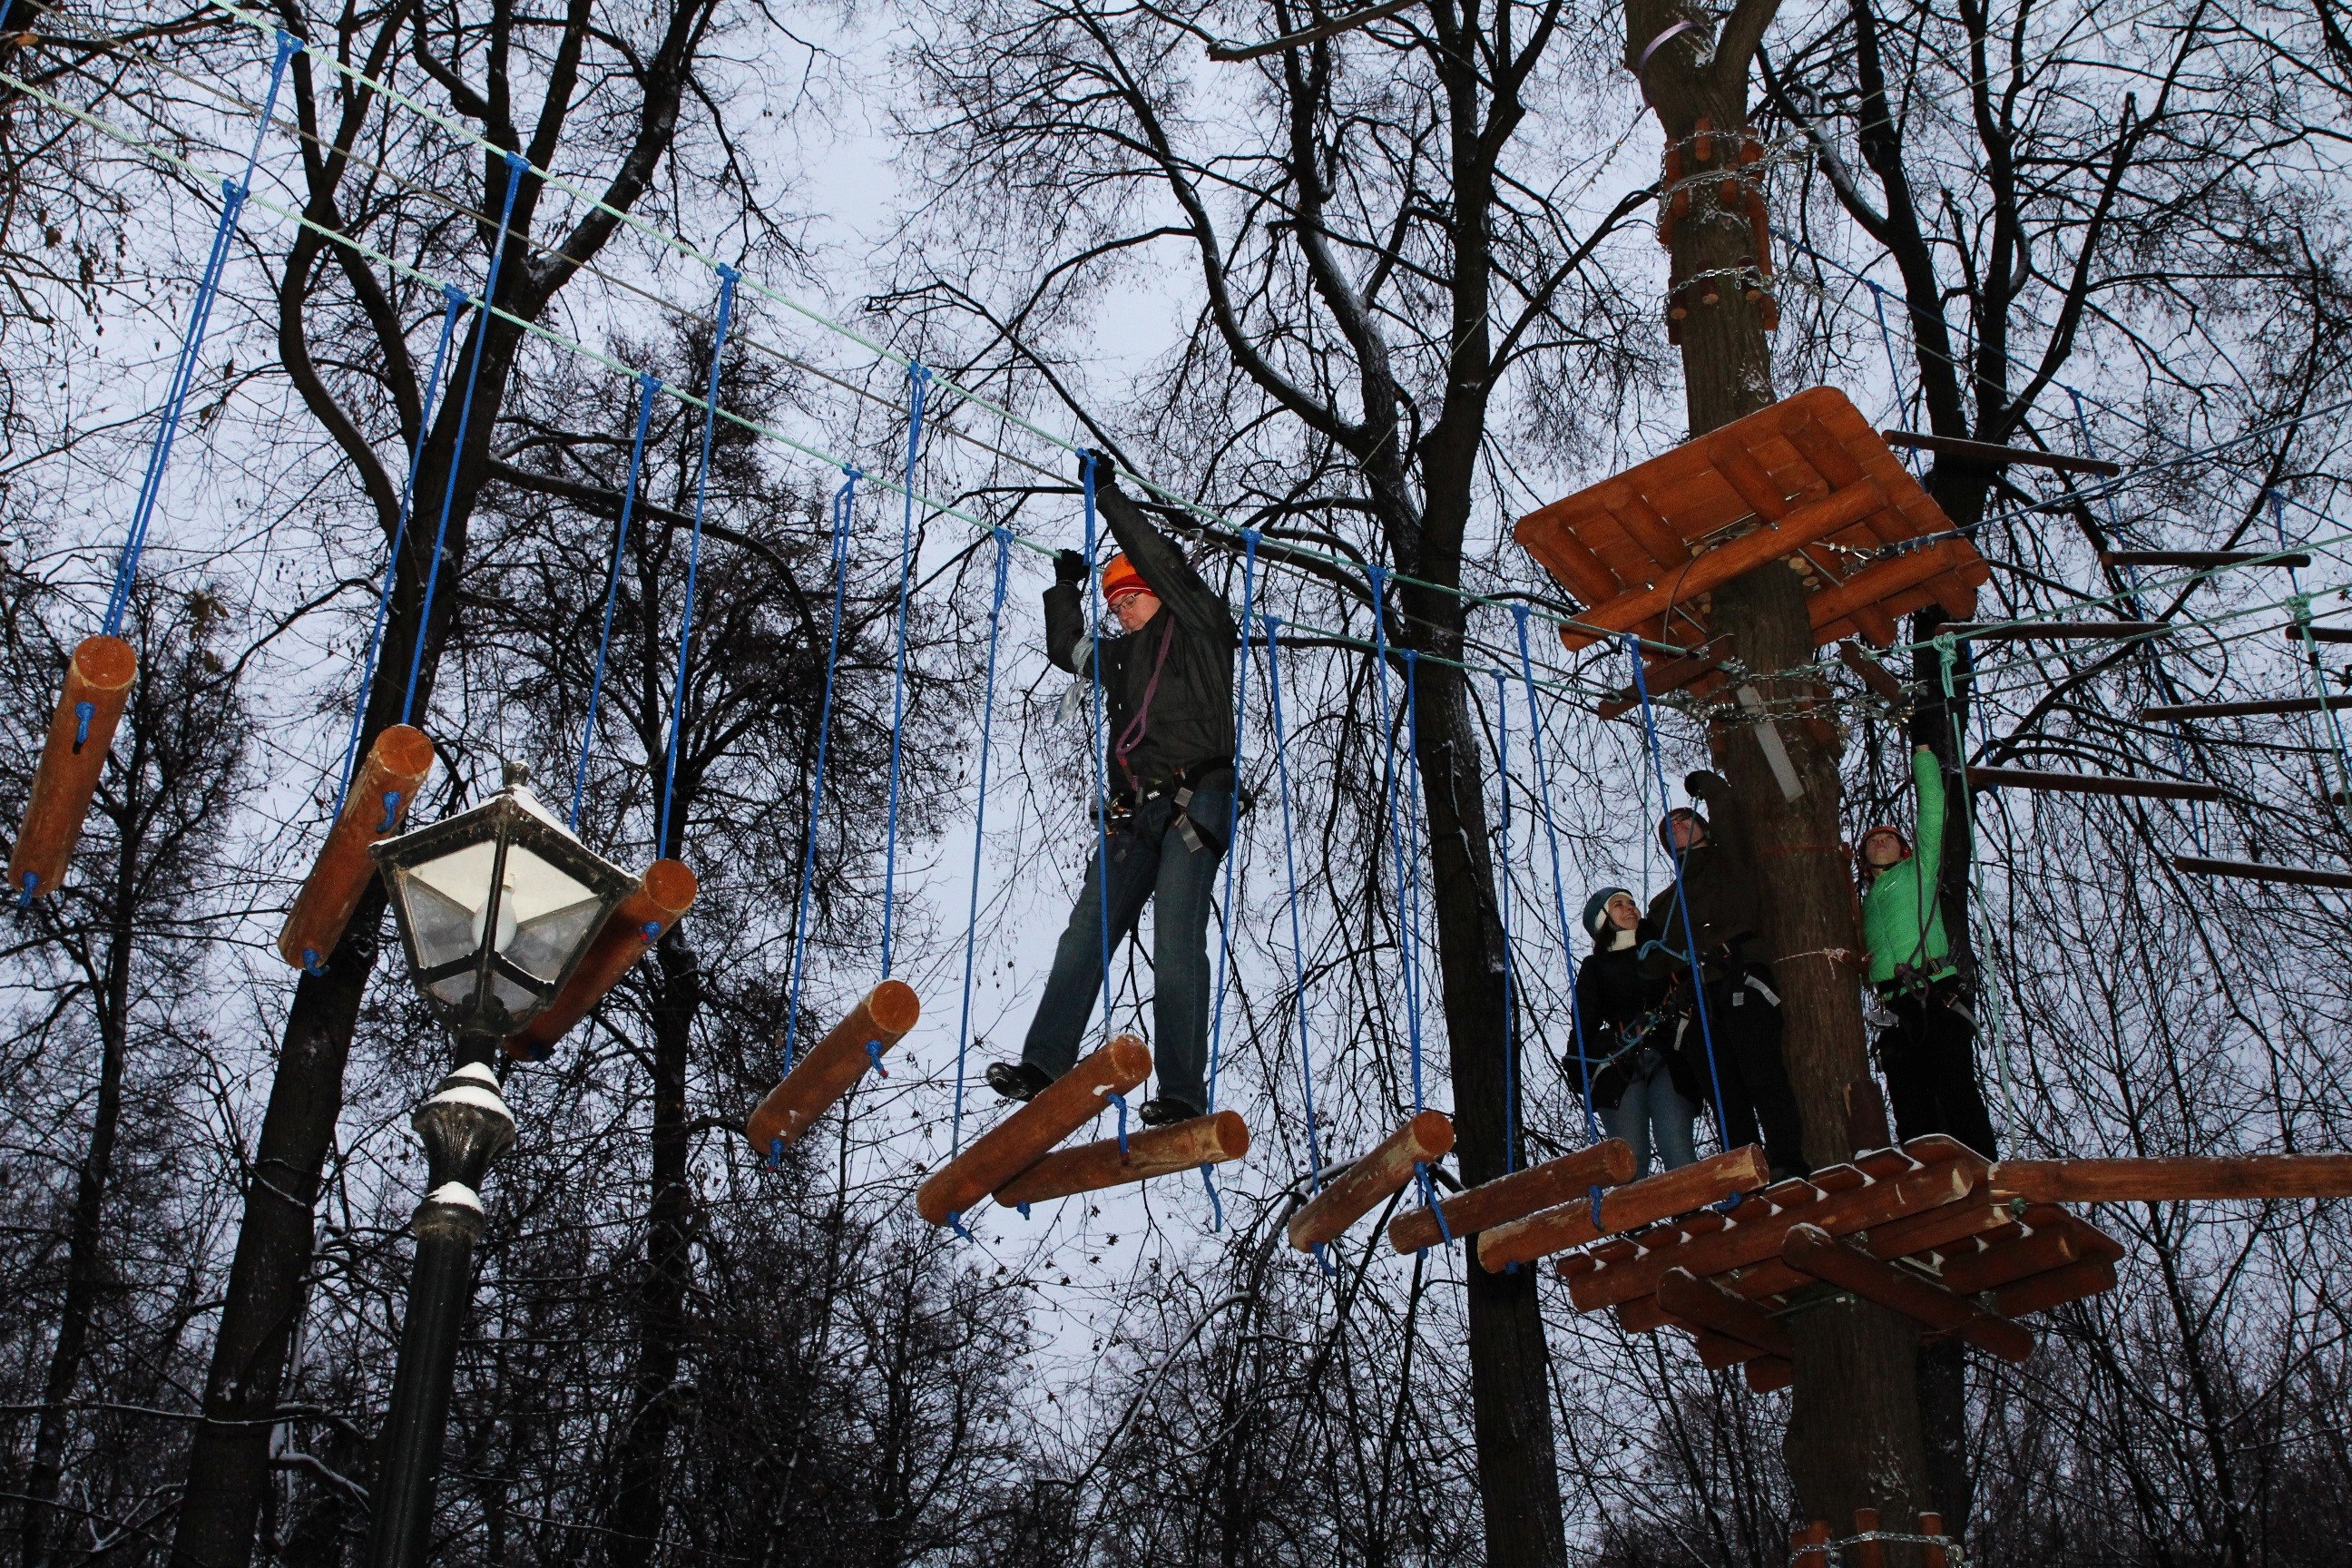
1858, 744, 1997, 1156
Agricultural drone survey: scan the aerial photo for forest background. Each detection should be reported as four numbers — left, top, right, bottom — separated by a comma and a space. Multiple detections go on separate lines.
2, 0, 2351, 1563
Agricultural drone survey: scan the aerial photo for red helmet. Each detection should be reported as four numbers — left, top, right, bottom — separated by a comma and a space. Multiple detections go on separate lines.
1858, 825, 1912, 867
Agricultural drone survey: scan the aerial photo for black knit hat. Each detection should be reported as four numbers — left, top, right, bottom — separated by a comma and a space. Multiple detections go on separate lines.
1658, 806, 1708, 851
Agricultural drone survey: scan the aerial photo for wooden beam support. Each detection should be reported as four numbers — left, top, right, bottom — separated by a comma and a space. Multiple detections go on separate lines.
2172, 856, 2352, 892
1993, 1257, 2118, 1317
1597, 638, 1736, 722
1987, 1153, 2352, 1203
993, 1111, 1249, 1206
1780, 1222, 2035, 1361
1387, 1137, 1634, 1253
916, 1035, 1152, 1224
1966, 766, 2220, 802
1478, 1145, 1768, 1271
1881, 429, 2122, 476
2103, 549, 2309, 570
2141, 695, 2352, 720
1838, 640, 1910, 705
1656, 1266, 1792, 1357
1289, 1110, 1454, 1251
1745, 1357, 1794, 1393
1934, 1223, 2076, 1295
743, 979, 922, 1146
2282, 623, 2352, 644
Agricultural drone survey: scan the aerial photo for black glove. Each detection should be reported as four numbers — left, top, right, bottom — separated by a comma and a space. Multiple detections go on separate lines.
1076, 449, 1120, 490
1685, 769, 1727, 799
1054, 549, 1087, 585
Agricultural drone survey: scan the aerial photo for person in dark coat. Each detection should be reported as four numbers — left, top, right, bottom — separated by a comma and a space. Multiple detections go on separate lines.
987, 458, 1236, 1125
1642, 769, 1810, 1179
1574, 887, 1697, 1174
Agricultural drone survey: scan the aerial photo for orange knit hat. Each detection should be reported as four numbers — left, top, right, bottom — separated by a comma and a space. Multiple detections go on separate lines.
1101, 553, 1152, 603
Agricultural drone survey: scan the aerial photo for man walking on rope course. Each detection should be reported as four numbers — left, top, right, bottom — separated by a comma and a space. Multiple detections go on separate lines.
1859, 743, 1999, 1157
987, 456, 1238, 1125
1642, 769, 1810, 1180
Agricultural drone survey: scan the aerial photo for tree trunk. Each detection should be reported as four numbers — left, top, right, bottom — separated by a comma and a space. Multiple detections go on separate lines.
1633, 2, 1936, 1543
602, 926, 701, 1568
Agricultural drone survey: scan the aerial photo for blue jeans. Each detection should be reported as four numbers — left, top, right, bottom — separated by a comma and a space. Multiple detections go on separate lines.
1021, 784, 1230, 1110
1606, 1050, 1697, 1175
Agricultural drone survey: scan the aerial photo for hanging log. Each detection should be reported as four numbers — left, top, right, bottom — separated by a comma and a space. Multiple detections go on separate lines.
1965, 766, 2221, 802
2102, 549, 2310, 570
1386, 1136, 1636, 1253
1563, 1154, 1975, 1311
2172, 856, 2352, 892
1476, 1144, 1769, 1271
275, 723, 437, 971
916, 1034, 1152, 1224
992, 1110, 1250, 1207
1656, 1266, 1791, 1357
1288, 1110, 1455, 1251
2141, 695, 2352, 720
506, 859, 701, 1060
737, 977, 921, 1145
6, 635, 137, 899
1880, 429, 2122, 476
1780, 1221, 2034, 1361
1986, 1153, 2352, 1203
1945, 621, 2170, 641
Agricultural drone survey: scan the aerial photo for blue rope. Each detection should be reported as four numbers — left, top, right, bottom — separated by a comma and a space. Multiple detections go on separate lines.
1081, 453, 1116, 1043
656, 266, 740, 857
1625, 635, 1730, 1148
950, 527, 1014, 1170
1399, 652, 1432, 1112
103, 30, 295, 638
571, 370, 661, 830
1366, 569, 1423, 1108
1487, 669, 1522, 1177
779, 467, 860, 1075
330, 282, 465, 827
879, 363, 931, 977
1205, 530, 1260, 1118
1512, 606, 1600, 1143
1264, 615, 1323, 1188
399, 152, 529, 727
1863, 279, 1919, 443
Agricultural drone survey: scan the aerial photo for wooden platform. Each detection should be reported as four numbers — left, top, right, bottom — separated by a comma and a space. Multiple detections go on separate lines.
1514, 387, 1988, 673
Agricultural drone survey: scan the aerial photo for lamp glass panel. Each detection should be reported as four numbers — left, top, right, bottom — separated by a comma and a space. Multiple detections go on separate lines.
489, 972, 539, 1019
495, 844, 605, 982
431, 972, 479, 1007
396, 843, 498, 971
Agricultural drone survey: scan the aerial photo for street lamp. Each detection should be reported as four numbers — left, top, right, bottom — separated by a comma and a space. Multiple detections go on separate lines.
364, 760, 633, 1568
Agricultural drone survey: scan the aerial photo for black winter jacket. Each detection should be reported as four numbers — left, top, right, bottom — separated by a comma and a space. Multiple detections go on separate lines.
1642, 771, 1769, 984
1572, 925, 1666, 1065
1044, 484, 1237, 793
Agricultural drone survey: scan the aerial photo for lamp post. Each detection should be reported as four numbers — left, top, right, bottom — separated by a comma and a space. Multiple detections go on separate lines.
364, 760, 633, 1568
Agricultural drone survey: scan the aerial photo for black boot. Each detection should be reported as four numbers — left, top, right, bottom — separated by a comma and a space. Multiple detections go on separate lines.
1136, 1095, 1202, 1127
986, 1061, 1052, 1102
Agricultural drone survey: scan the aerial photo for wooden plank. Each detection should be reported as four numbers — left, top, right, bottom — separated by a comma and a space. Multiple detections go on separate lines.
1882, 429, 2122, 477
1993, 1257, 2118, 1318
2172, 856, 2352, 892
1946, 621, 2170, 641
1805, 550, 1961, 646
1933, 1224, 2076, 1295
2103, 549, 2310, 570
1514, 514, 1625, 607
2142, 695, 2352, 720
1564, 1156, 1975, 1311
1601, 481, 1693, 565
1289, 1110, 1454, 1250
2282, 623, 2352, 643
1478, 1145, 1769, 1270
993, 1111, 1250, 1206
1779, 404, 1873, 491
1781, 1223, 2035, 1361
1657, 1266, 1793, 1357
1966, 767, 2221, 803
1987, 1153, 2352, 1203
1745, 1357, 1794, 1392
1387, 1137, 1635, 1252
1707, 427, 1796, 521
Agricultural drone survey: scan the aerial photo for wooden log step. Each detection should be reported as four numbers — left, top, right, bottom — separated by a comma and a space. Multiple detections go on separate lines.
1563, 1151, 1975, 1311
1289, 1110, 1454, 1251
1387, 1137, 1635, 1253
1993, 1256, 2118, 1318
2283, 622, 2352, 643
1476, 1145, 1769, 1271
2141, 695, 2352, 720
2172, 856, 2352, 891
1881, 429, 2122, 477
1987, 1152, 2352, 1203
2102, 549, 2310, 570
7, 635, 139, 900
1933, 1217, 2077, 1295
277, 722, 437, 971
1657, 1266, 1792, 1357
1780, 1222, 2035, 1361
508, 859, 699, 1059
916, 1034, 1152, 1224
994, 1111, 1250, 1206
1965, 766, 2220, 802
742, 979, 922, 1149
1945, 621, 2169, 641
